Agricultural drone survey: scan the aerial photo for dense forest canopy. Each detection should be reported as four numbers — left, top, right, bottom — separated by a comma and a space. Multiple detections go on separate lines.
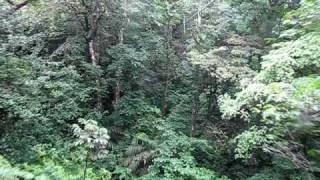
0, 0, 319, 179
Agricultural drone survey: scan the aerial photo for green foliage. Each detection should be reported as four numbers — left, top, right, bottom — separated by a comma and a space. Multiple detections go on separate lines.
107, 44, 147, 91
141, 128, 228, 179
231, 0, 271, 34
109, 91, 161, 129
0, 156, 34, 180
123, 133, 158, 173
246, 156, 310, 180
112, 167, 134, 180
218, 1, 320, 166
1, 0, 320, 179
0, 151, 112, 180
258, 32, 320, 83
258, 0, 320, 83
153, 0, 182, 26
234, 126, 273, 159
73, 119, 110, 160
221, 76, 320, 160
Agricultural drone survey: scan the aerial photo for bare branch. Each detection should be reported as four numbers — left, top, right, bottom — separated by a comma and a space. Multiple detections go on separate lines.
5, 0, 34, 11
5, 0, 15, 5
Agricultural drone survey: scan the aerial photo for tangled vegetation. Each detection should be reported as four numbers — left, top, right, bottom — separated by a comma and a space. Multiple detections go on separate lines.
0, 0, 319, 179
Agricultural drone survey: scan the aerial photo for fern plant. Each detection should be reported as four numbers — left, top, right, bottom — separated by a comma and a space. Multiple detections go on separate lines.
123, 133, 158, 175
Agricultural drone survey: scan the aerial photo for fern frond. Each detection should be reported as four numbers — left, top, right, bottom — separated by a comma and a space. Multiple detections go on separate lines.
125, 145, 144, 156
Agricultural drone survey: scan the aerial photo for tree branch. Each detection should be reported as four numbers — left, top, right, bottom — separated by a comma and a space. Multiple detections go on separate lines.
5, 0, 34, 11
5, 0, 15, 5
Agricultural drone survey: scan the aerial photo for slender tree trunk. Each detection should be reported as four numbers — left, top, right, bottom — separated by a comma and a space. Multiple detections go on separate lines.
114, 80, 120, 104
206, 78, 217, 121
161, 79, 169, 116
86, 0, 104, 111
190, 93, 199, 137
183, 14, 186, 35
119, 0, 128, 44
89, 40, 98, 66
197, 6, 201, 26
206, 93, 215, 121
190, 66, 201, 137
161, 22, 173, 116
113, 0, 128, 106
83, 150, 90, 180
196, 5, 201, 41
161, 43, 170, 116
89, 39, 102, 110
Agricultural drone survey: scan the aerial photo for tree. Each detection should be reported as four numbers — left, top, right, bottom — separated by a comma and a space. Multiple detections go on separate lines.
219, 0, 320, 177
64, 0, 107, 110
73, 118, 110, 180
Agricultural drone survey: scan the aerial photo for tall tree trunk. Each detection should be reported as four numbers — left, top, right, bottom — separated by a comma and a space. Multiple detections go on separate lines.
206, 77, 217, 121
114, 77, 120, 105
161, 79, 169, 116
86, 0, 103, 111
195, 4, 201, 41
161, 22, 173, 116
183, 14, 186, 35
113, 66, 120, 108
88, 36, 102, 111
113, 0, 128, 106
190, 93, 199, 137
83, 150, 90, 180
190, 66, 201, 137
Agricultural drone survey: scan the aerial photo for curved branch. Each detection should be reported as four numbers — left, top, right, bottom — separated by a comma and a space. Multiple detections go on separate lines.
5, 0, 34, 11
